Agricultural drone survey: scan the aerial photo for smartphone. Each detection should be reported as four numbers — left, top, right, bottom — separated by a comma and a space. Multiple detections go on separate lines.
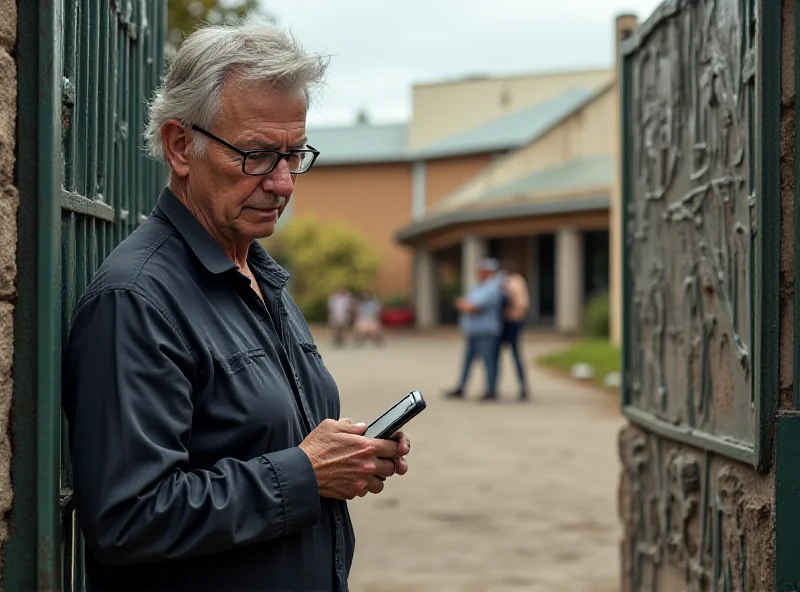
364, 390, 426, 439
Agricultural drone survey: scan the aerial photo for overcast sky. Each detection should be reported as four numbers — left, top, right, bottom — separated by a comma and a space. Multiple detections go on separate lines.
262, 0, 664, 128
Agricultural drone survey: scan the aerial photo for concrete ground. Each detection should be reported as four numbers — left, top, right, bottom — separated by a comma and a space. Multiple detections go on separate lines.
312, 327, 626, 592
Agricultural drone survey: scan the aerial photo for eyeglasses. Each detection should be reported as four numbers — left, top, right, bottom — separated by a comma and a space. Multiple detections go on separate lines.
191, 125, 320, 175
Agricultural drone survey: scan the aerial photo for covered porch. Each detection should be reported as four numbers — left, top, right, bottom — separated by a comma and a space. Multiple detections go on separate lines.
397, 200, 610, 334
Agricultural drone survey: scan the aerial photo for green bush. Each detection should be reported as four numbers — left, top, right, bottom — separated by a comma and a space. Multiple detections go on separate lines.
262, 214, 380, 322
583, 290, 611, 338
383, 293, 411, 308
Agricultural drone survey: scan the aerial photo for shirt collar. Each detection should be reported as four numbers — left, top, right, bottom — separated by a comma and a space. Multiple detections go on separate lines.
154, 187, 290, 288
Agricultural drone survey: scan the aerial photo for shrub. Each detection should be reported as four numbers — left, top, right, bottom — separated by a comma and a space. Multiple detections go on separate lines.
263, 214, 381, 322
583, 289, 611, 338
383, 293, 411, 308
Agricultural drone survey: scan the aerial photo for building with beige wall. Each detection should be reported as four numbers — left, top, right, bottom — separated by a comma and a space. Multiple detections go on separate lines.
293, 41, 624, 335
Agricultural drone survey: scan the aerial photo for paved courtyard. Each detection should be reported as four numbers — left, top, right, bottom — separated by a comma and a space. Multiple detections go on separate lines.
312, 327, 626, 592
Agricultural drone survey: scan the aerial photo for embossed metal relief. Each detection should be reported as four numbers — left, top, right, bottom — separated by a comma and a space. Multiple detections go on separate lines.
622, 0, 759, 451
619, 428, 772, 592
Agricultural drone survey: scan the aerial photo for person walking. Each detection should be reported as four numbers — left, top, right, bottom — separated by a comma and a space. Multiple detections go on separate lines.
444, 258, 505, 402
497, 259, 531, 400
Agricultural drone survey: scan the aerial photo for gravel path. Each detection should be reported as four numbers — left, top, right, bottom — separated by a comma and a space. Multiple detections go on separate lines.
313, 328, 625, 592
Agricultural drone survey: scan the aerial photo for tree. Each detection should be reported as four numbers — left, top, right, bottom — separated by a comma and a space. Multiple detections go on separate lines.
355, 108, 370, 125
263, 215, 381, 322
166, 0, 273, 55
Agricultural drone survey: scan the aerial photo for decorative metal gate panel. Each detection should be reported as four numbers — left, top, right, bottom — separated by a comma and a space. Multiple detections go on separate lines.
621, 0, 779, 471
619, 0, 784, 589
7, 1, 166, 589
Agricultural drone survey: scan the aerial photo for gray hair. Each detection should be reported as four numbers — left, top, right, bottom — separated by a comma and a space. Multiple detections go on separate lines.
144, 17, 329, 164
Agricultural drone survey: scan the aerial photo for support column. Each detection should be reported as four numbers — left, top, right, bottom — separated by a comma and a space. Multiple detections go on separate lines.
527, 236, 540, 324
413, 248, 438, 329
411, 161, 427, 220
461, 235, 487, 292
609, 15, 626, 347
556, 227, 583, 334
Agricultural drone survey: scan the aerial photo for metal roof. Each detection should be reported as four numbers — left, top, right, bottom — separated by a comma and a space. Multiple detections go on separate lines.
435, 154, 614, 212
307, 84, 611, 166
395, 154, 614, 242
308, 123, 408, 166
407, 86, 605, 160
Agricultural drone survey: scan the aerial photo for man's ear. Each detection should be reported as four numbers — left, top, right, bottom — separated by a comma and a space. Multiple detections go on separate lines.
162, 120, 192, 178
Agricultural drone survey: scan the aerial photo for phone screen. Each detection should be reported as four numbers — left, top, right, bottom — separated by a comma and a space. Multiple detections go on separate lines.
364, 394, 414, 439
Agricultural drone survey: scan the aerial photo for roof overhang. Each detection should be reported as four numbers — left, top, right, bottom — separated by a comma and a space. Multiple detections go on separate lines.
395, 195, 610, 245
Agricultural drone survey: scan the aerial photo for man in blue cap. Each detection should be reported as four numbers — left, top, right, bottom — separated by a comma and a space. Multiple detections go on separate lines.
444, 257, 505, 401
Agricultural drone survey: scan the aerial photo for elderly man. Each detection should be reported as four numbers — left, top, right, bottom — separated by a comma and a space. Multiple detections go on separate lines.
61, 19, 410, 592
444, 258, 505, 401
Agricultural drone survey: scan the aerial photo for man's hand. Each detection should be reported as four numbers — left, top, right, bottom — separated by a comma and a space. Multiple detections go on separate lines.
298, 419, 399, 500
387, 431, 410, 477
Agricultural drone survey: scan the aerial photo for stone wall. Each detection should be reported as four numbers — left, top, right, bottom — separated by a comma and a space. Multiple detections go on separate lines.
618, 425, 775, 591
0, 0, 17, 555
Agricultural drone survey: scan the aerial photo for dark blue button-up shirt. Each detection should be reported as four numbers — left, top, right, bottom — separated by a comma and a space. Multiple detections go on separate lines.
62, 188, 355, 591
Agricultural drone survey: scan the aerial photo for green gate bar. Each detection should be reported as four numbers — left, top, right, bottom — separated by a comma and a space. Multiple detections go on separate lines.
7, 1, 166, 590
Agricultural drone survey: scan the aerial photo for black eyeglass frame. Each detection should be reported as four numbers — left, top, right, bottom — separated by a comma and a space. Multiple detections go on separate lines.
191, 124, 320, 175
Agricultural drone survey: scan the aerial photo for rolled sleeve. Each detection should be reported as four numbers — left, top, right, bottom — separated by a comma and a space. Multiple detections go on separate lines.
262, 447, 321, 535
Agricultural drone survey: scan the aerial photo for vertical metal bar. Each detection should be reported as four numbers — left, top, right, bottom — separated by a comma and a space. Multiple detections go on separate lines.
619, 42, 631, 412
59, 212, 75, 591
125, 26, 133, 238
91, 218, 98, 277
74, 0, 87, 195
80, 0, 92, 197
144, 1, 154, 206
108, 2, 120, 246
86, 0, 101, 200
133, 3, 142, 228
76, 217, 87, 295
118, 22, 129, 241
98, 0, 111, 204
113, 19, 122, 245
775, 414, 800, 589
152, 1, 167, 202
37, 0, 65, 587
62, 1, 78, 193
753, 0, 781, 473
98, 1, 113, 262
61, 211, 76, 368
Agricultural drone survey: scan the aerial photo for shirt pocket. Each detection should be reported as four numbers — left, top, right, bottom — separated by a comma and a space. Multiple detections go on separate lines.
205, 346, 300, 449
298, 341, 322, 359
222, 347, 268, 375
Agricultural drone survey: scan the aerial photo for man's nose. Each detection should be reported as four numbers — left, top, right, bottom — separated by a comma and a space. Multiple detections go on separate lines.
261, 159, 295, 194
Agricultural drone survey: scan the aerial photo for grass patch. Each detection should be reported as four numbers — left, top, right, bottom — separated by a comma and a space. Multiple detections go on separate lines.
536, 339, 621, 391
